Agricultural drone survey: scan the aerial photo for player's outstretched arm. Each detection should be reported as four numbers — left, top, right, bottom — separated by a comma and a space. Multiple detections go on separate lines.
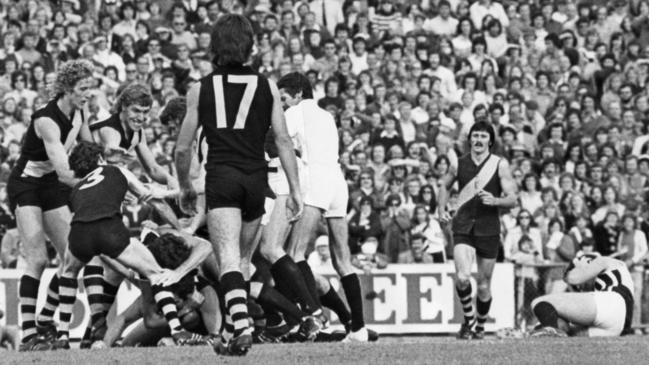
103, 295, 145, 346
149, 229, 213, 287
436, 167, 456, 223
36, 117, 79, 187
175, 83, 200, 215
118, 166, 178, 202
269, 79, 303, 221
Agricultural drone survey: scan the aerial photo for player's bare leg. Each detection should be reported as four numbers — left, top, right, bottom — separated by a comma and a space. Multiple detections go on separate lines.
207, 208, 252, 356
16, 205, 52, 350
531, 293, 597, 337
327, 217, 368, 342
473, 256, 496, 339
453, 244, 477, 339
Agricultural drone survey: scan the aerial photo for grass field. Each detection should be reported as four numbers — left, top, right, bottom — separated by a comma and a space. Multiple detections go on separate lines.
4, 335, 649, 365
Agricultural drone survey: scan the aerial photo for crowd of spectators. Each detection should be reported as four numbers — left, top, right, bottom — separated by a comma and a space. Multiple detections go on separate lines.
1, 0, 649, 329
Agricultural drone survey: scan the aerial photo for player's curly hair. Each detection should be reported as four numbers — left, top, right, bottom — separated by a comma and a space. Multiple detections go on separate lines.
159, 97, 186, 127
211, 14, 254, 66
51, 59, 94, 97
111, 82, 153, 114
148, 233, 195, 298
69, 141, 104, 178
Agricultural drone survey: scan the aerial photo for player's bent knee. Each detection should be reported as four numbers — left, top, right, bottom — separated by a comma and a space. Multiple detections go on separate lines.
456, 273, 472, 288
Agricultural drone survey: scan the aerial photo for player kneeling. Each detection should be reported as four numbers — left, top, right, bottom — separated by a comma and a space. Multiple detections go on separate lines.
530, 254, 633, 337
52, 142, 182, 349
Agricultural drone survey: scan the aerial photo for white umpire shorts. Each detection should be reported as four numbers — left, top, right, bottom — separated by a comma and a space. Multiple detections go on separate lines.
588, 291, 626, 337
304, 165, 348, 218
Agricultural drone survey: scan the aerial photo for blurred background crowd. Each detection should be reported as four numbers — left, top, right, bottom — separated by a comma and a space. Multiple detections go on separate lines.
0, 0, 649, 331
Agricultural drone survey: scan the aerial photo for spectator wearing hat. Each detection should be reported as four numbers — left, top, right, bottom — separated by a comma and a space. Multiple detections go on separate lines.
307, 235, 335, 274
349, 196, 383, 255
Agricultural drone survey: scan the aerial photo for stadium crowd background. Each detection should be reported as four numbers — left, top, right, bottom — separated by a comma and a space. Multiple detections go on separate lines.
0, 0, 649, 333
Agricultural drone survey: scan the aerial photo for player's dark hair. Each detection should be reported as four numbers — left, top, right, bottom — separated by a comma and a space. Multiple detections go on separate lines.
277, 72, 313, 99
211, 14, 254, 66
112, 82, 153, 114
148, 233, 195, 298
468, 120, 495, 147
69, 141, 104, 177
159, 97, 187, 126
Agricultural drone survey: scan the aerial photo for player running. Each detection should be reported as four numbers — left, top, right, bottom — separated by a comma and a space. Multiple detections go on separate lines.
281, 72, 370, 342
531, 254, 634, 337
175, 14, 303, 356
6, 60, 95, 351
53, 141, 210, 349
437, 121, 518, 340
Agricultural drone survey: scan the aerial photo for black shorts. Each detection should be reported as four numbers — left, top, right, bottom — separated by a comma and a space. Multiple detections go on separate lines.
7, 173, 71, 213
205, 165, 267, 222
453, 233, 500, 259
69, 216, 130, 263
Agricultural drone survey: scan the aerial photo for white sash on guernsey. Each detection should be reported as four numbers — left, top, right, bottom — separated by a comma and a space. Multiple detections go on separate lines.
455, 154, 501, 211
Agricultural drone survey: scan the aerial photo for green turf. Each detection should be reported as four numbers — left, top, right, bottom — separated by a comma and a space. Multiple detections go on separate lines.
5, 336, 649, 365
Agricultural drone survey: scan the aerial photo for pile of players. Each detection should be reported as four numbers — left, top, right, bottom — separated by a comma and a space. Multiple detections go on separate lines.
11, 14, 375, 356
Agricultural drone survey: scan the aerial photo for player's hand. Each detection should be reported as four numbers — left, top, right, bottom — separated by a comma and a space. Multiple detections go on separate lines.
139, 189, 154, 203
438, 209, 452, 224
287, 192, 304, 222
150, 268, 184, 287
179, 187, 198, 215
478, 190, 498, 206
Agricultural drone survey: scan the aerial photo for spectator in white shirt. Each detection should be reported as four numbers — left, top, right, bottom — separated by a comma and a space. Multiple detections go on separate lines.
425, 52, 457, 99
469, 0, 509, 31
424, 1, 458, 36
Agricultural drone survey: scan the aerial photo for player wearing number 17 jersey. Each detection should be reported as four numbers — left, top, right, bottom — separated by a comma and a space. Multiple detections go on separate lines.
175, 14, 303, 356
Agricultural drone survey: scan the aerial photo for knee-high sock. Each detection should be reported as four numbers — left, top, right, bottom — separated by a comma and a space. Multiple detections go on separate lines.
102, 280, 119, 313
83, 265, 105, 326
475, 297, 492, 332
57, 275, 78, 338
271, 255, 320, 314
221, 271, 251, 338
295, 260, 322, 311
340, 274, 365, 331
533, 301, 559, 328
456, 283, 475, 325
38, 274, 59, 323
152, 286, 182, 335
320, 286, 351, 325
19, 275, 40, 342
250, 280, 306, 322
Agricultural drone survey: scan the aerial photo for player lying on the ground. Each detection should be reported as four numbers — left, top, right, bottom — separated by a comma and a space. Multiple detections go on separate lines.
530, 253, 634, 337
102, 232, 218, 347
52, 142, 210, 349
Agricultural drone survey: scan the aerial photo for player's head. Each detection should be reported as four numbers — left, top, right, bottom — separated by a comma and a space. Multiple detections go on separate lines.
277, 72, 313, 109
147, 233, 195, 297
211, 14, 254, 66
112, 83, 153, 132
468, 120, 495, 153
159, 96, 186, 136
69, 141, 104, 177
52, 59, 94, 109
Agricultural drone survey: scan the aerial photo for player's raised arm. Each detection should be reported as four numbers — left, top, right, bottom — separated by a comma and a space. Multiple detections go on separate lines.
175, 83, 200, 214
150, 230, 213, 287
35, 117, 78, 187
564, 256, 612, 285
436, 166, 456, 223
269, 79, 303, 220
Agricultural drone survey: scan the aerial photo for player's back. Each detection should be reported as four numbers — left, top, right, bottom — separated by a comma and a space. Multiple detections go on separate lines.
70, 165, 128, 223
292, 99, 339, 168
198, 65, 273, 174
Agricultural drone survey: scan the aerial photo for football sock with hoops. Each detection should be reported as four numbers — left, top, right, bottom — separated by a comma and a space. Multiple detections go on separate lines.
37, 274, 59, 324
221, 271, 252, 338
152, 286, 183, 335
475, 297, 492, 332
83, 265, 106, 326
456, 283, 475, 325
57, 275, 79, 338
533, 301, 559, 328
320, 286, 352, 325
19, 274, 40, 342
341, 274, 365, 331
